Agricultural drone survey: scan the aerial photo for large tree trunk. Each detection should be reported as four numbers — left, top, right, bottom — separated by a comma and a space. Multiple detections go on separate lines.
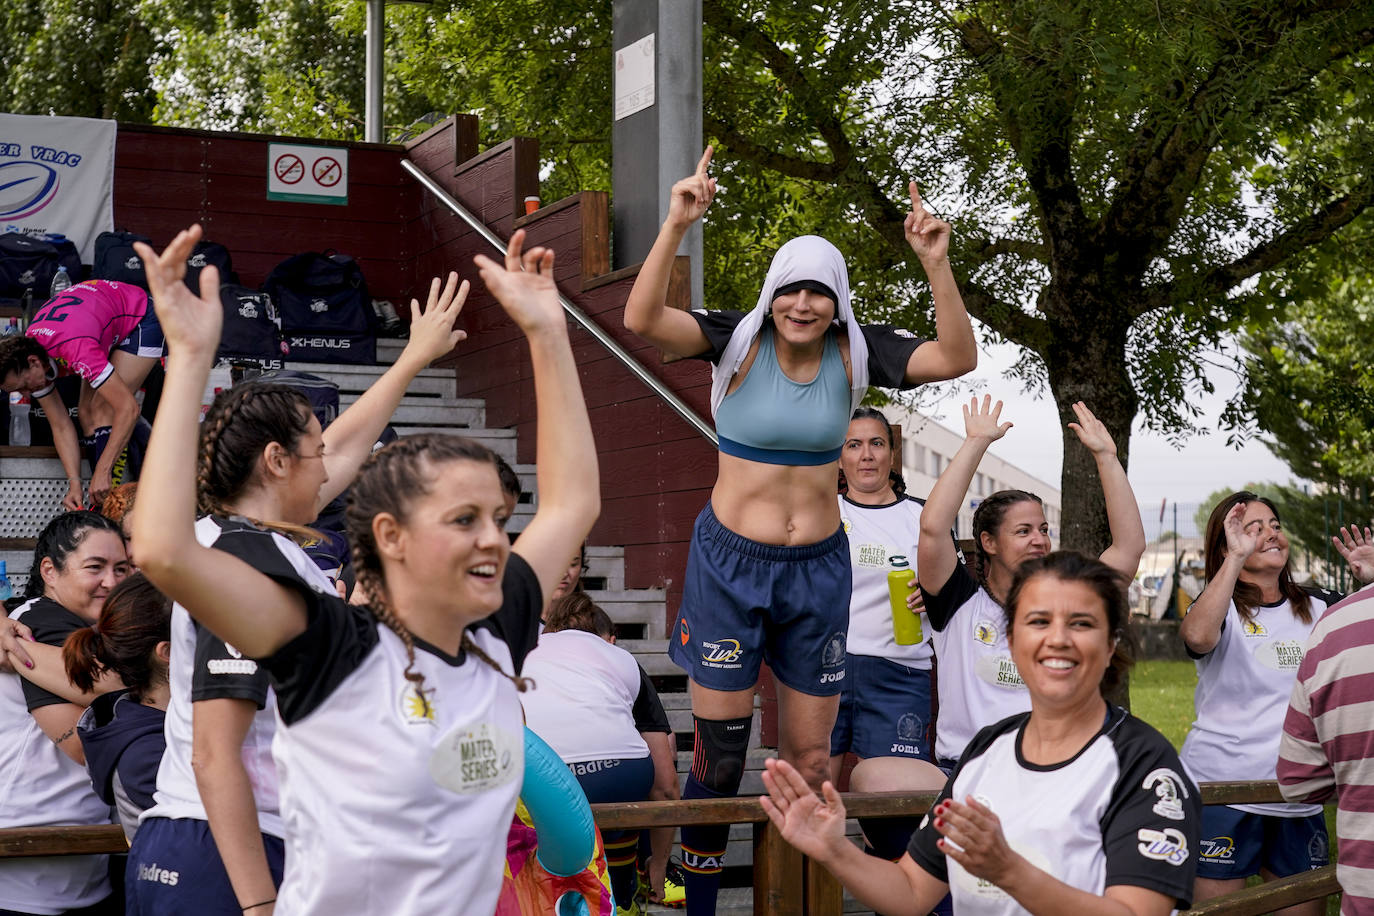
1042, 292, 1139, 558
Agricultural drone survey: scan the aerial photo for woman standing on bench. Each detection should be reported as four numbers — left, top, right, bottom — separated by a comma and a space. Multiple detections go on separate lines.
132, 226, 598, 915
623, 147, 978, 914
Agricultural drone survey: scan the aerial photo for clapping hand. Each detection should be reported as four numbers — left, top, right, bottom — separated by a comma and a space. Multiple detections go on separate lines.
934, 796, 1023, 886
904, 181, 952, 266
666, 147, 717, 230
759, 758, 847, 863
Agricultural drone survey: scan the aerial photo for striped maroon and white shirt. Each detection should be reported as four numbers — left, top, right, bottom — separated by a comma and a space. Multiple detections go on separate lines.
1278, 584, 1374, 914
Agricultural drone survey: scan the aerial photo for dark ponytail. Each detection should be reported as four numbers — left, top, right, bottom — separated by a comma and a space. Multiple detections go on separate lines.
63, 574, 172, 698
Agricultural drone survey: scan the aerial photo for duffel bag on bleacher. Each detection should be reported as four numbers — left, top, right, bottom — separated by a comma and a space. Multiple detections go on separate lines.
218, 284, 287, 367
93, 229, 153, 288
263, 250, 376, 364
0, 233, 81, 301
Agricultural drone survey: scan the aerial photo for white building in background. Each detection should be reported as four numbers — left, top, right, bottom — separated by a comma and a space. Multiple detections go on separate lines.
885, 407, 1063, 543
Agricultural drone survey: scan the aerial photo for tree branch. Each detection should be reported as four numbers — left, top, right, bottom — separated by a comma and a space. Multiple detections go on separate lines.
957, 277, 1052, 353
1135, 177, 1374, 319
964, 235, 1050, 264
1102, 4, 1374, 267
703, 114, 845, 182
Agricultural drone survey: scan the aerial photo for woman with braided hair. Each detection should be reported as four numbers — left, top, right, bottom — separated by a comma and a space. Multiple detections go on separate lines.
122, 224, 470, 916
917, 396, 1145, 769
133, 225, 598, 915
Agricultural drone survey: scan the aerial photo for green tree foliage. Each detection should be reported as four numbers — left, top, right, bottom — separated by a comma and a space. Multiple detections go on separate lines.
5, 0, 1374, 557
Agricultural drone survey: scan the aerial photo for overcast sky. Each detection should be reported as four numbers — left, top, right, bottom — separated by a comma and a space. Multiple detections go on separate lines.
912, 339, 1297, 534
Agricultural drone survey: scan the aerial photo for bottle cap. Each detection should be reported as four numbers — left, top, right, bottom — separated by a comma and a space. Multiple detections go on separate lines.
889, 555, 909, 568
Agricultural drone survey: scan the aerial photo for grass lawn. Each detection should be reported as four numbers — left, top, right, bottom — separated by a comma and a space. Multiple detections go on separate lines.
1129, 659, 1340, 914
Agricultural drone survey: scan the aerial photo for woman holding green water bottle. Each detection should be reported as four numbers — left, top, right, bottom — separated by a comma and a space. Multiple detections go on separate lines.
831, 407, 948, 871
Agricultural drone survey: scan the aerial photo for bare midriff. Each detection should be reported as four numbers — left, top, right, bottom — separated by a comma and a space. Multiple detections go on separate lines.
710, 452, 842, 546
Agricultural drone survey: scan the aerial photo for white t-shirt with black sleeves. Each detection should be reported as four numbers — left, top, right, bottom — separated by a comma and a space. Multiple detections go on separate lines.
838, 493, 934, 667
909, 707, 1200, 915
0, 598, 112, 914
922, 562, 1030, 763
1180, 591, 1328, 817
521, 629, 651, 763
261, 552, 542, 916
142, 515, 324, 836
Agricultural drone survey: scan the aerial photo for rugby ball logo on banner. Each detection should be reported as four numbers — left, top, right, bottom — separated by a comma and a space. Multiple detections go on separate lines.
267, 143, 348, 206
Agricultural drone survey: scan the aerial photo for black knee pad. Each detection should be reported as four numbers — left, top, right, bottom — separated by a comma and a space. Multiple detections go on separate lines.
690, 715, 752, 792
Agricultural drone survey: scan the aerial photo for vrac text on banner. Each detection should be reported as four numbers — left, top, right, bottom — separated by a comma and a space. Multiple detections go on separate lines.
0, 113, 116, 262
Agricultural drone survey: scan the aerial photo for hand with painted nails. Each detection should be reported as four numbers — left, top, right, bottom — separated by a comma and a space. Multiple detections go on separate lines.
0, 615, 35, 673
934, 796, 1023, 885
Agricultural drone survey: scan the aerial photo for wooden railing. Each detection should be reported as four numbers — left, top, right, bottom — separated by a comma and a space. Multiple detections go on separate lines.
0, 783, 1339, 915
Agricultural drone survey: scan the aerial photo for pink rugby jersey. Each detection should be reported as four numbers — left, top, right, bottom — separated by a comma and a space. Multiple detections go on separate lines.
26, 280, 149, 392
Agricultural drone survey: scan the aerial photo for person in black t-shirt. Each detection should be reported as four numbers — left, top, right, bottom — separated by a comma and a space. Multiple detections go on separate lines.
132, 225, 600, 915
762, 551, 1200, 916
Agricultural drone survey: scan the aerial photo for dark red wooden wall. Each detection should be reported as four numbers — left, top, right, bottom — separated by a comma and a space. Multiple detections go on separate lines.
113, 124, 420, 302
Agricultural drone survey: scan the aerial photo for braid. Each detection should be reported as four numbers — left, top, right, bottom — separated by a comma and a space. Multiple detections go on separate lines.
461, 632, 532, 693
351, 544, 430, 712
197, 386, 254, 516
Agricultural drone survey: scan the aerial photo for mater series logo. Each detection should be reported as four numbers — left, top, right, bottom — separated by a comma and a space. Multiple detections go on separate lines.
0, 142, 85, 222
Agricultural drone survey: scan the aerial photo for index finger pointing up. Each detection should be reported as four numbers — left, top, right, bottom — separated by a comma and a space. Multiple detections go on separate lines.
697, 146, 714, 177
909, 180, 924, 213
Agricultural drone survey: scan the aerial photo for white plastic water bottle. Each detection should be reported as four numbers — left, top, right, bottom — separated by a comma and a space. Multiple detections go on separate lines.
50, 265, 72, 296
0, 560, 11, 603
8, 392, 30, 447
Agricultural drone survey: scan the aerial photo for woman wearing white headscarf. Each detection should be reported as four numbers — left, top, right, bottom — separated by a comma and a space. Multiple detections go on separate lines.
624, 147, 978, 915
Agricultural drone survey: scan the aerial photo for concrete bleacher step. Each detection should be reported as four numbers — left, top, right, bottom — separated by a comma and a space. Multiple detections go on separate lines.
338, 394, 484, 427
282, 360, 457, 398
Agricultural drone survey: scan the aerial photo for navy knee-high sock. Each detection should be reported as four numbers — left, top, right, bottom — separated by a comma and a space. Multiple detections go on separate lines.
679, 716, 751, 916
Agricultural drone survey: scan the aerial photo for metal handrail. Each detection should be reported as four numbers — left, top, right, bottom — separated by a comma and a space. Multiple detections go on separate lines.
400, 159, 718, 445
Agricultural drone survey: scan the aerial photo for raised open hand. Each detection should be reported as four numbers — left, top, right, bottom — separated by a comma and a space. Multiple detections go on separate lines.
473, 230, 562, 335
1067, 402, 1117, 458
397, 272, 469, 369
666, 147, 717, 230
1333, 524, 1374, 585
759, 758, 847, 863
1222, 501, 1261, 563
132, 225, 222, 358
962, 395, 1013, 443
903, 181, 951, 265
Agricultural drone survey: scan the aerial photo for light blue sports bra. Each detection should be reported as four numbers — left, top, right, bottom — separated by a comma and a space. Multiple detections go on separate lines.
714, 324, 850, 465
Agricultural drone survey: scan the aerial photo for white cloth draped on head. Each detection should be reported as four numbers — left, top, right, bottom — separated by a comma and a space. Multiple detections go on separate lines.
707, 235, 869, 419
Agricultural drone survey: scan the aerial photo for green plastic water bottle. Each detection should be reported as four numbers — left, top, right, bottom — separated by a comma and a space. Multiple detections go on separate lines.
888, 555, 921, 645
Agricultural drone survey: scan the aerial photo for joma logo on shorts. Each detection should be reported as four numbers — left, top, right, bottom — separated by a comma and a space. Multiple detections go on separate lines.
820, 670, 846, 684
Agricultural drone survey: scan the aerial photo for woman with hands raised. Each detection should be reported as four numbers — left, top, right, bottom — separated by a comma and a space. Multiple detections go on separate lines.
917, 397, 1146, 769
762, 551, 1199, 916
1179, 493, 1332, 914
624, 146, 977, 915
131, 226, 597, 916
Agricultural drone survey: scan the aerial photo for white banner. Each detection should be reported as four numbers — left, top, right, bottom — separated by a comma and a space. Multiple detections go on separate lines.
0, 113, 116, 262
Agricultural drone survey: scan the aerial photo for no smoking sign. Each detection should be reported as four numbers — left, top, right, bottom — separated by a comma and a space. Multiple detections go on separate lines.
267, 143, 349, 205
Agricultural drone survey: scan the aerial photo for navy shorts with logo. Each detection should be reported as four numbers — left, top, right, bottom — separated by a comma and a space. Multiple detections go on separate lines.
668, 503, 851, 696
1195, 806, 1329, 879
830, 653, 933, 761
126, 816, 284, 915
115, 301, 165, 360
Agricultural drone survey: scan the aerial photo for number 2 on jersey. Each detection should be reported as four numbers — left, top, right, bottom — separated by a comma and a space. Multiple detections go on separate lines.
34, 294, 81, 323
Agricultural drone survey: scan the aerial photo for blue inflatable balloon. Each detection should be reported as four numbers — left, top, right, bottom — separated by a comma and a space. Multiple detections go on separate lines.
520, 727, 598, 877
